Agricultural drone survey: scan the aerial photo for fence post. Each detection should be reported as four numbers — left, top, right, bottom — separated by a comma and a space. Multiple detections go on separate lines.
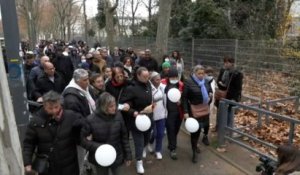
234, 39, 238, 66
191, 37, 195, 67
295, 96, 299, 113
217, 101, 228, 147
288, 122, 295, 145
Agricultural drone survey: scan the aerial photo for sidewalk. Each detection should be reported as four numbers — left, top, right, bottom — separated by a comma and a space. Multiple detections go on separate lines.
121, 130, 251, 175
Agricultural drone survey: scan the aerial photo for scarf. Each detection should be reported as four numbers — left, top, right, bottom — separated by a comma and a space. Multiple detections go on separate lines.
65, 79, 96, 113
111, 79, 125, 87
192, 74, 209, 104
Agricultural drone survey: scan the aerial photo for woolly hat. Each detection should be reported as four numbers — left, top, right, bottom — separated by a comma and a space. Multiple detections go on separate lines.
168, 68, 178, 78
162, 62, 171, 69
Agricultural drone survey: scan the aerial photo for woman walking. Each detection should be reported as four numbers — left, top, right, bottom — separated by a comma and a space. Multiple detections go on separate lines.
81, 92, 132, 175
183, 65, 212, 163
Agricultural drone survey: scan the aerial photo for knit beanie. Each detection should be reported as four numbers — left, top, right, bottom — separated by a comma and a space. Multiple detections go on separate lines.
162, 62, 171, 69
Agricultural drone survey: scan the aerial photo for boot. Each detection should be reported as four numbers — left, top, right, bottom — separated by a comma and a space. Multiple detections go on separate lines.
202, 135, 210, 146
136, 160, 145, 174
192, 150, 198, 163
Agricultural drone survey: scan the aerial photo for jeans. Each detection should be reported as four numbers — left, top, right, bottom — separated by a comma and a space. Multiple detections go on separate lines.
150, 119, 166, 152
131, 127, 152, 160
166, 112, 182, 151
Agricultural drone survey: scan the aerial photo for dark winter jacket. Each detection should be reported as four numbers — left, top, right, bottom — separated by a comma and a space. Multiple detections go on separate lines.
89, 85, 104, 101
216, 68, 243, 102
81, 111, 132, 167
22, 108, 82, 175
161, 78, 184, 119
183, 75, 213, 116
32, 72, 65, 100
63, 87, 91, 117
29, 65, 44, 85
138, 58, 158, 72
105, 80, 129, 102
119, 80, 153, 129
53, 54, 74, 86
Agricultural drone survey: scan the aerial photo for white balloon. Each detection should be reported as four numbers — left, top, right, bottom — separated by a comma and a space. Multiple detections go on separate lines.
135, 114, 151, 131
95, 144, 117, 167
167, 88, 181, 103
185, 118, 199, 133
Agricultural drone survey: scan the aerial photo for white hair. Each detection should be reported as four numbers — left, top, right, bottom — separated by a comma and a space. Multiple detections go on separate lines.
73, 69, 89, 82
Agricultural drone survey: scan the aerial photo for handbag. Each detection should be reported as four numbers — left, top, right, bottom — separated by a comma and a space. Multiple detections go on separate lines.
214, 74, 233, 101
32, 154, 49, 174
32, 121, 61, 174
214, 89, 227, 101
190, 103, 209, 118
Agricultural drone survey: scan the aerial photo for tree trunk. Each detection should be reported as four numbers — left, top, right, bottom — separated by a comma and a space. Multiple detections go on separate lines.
155, 0, 173, 62
105, 0, 118, 50
83, 0, 88, 43
25, 0, 38, 50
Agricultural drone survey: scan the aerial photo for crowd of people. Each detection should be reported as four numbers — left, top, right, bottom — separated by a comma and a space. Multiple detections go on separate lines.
20, 40, 299, 175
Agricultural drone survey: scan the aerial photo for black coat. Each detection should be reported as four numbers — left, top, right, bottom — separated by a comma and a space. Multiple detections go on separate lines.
63, 87, 91, 117
183, 75, 212, 116
216, 68, 243, 102
81, 111, 132, 167
138, 58, 158, 72
105, 80, 129, 102
53, 54, 74, 86
32, 72, 65, 100
89, 85, 104, 101
23, 108, 82, 175
119, 80, 153, 129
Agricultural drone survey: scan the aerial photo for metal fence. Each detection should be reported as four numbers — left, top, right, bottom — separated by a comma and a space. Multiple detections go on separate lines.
217, 98, 300, 162
96, 37, 300, 99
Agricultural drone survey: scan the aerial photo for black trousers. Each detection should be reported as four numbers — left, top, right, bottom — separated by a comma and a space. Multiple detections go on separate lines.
166, 112, 182, 151
190, 115, 209, 150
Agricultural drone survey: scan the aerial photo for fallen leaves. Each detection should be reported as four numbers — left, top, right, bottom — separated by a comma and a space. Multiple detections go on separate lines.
233, 102, 300, 157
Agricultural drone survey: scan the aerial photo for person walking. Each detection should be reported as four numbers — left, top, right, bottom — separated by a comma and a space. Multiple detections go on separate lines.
149, 72, 167, 160
161, 68, 184, 160
80, 92, 132, 175
23, 91, 82, 175
119, 67, 153, 174
183, 65, 212, 163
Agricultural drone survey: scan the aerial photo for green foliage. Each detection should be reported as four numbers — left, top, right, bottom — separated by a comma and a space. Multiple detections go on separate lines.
136, 14, 158, 37
88, 29, 96, 37
95, 0, 106, 29
230, 0, 279, 39
169, 0, 191, 37
178, 0, 233, 39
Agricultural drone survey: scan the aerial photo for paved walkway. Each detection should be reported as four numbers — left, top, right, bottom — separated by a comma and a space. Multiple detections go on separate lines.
120, 130, 248, 175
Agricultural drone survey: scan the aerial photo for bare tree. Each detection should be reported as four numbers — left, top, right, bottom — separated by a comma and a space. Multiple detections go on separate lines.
155, 0, 173, 62
142, 0, 158, 28
276, 0, 295, 40
83, 0, 88, 42
117, 0, 130, 37
130, 0, 141, 35
16, 0, 42, 49
104, 0, 119, 49
51, 0, 79, 41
